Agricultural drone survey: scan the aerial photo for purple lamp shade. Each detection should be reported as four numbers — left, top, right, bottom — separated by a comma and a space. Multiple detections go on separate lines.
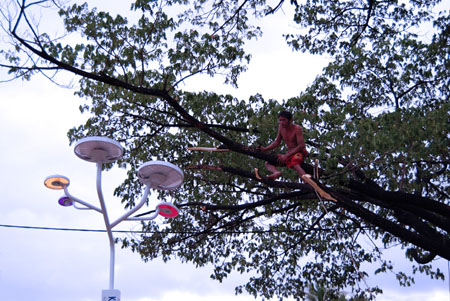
58, 196, 73, 207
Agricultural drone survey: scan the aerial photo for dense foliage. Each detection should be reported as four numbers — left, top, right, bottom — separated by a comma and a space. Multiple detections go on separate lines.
1, 0, 448, 299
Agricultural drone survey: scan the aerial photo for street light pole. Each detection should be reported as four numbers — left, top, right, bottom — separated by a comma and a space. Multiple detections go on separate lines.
44, 136, 184, 301
95, 162, 116, 291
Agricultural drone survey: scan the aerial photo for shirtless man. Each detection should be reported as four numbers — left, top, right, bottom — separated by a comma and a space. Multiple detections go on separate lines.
258, 111, 308, 180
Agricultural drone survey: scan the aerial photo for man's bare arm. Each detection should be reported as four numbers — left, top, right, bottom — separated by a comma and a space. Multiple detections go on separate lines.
259, 126, 282, 152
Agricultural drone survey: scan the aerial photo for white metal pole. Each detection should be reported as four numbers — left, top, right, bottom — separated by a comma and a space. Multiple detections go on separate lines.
95, 163, 116, 290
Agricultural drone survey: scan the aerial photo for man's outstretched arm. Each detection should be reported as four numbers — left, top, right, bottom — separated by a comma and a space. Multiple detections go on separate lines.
259, 126, 282, 152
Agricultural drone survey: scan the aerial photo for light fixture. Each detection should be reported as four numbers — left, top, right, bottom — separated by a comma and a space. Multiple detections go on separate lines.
58, 195, 73, 207
74, 136, 124, 163
44, 136, 184, 299
137, 161, 184, 190
44, 175, 70, 190
157, 202, 179, 218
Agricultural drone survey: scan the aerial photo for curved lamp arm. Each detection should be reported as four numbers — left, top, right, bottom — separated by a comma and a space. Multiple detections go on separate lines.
72, 201, 95, 211
110, 185, 151, 229
63, 186, 102, 213
126, 208, 160, 222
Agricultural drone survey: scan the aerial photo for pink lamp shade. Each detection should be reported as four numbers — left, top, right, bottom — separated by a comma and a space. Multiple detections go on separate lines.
157, 202, 179, 218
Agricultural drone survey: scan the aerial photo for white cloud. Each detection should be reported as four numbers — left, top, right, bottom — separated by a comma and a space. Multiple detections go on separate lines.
377, 289, 449, 301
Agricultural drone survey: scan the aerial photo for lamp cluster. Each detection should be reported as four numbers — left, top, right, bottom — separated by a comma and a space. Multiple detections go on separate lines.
43, 136, 184, 300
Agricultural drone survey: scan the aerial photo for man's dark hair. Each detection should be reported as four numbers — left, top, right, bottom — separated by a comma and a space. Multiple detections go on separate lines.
278, 110, 292, 120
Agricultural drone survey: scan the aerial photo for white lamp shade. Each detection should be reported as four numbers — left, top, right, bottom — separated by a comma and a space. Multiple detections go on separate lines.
74, 136, 124, 163
137, 161, 184, 190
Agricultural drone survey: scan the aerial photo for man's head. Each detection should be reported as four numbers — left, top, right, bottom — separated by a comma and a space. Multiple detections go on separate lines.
278, 111, 293, 120
278, 110, 292, 128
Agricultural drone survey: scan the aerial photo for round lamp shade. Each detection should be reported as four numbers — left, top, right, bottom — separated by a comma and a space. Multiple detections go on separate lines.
157, 202, 179, 218
74, 137, 124, 163
137, 161, 184, 190
44, 175, 70, 190
58, 196, 73, 207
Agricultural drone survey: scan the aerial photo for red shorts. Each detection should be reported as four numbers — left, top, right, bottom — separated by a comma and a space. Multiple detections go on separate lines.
279, 152, 305, 168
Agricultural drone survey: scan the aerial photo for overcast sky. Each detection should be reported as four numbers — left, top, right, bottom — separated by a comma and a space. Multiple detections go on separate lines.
0, 1, 449, 300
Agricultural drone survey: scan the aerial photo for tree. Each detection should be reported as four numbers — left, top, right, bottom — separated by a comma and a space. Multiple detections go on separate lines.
1, 0, 448, 299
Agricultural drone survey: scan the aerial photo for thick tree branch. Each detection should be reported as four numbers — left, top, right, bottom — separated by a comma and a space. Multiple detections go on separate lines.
347, 179, 450, 217
188, 164, 450, 261
331, 190, 450, 261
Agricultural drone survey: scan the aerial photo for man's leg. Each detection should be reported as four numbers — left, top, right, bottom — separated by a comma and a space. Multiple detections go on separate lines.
265, 161, 282, 180
292, 164, 306, 177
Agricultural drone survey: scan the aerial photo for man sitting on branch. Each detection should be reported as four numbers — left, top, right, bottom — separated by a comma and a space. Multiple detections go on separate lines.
258, 110, 308, 180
